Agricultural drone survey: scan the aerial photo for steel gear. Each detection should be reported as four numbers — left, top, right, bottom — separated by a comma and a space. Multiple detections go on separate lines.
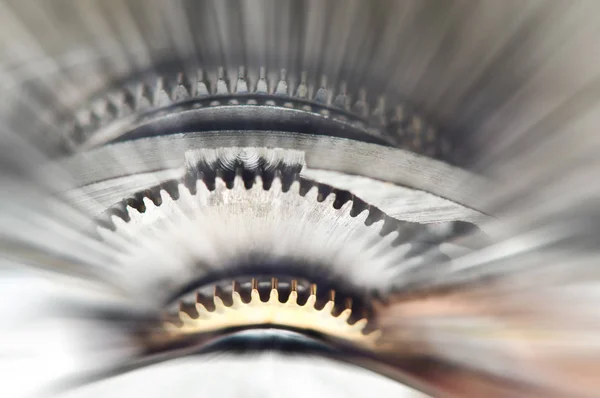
99, 166, 453, 304
64, 66, 451, 162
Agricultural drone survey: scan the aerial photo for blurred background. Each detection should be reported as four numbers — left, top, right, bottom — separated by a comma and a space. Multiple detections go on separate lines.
1, 1, 600, 397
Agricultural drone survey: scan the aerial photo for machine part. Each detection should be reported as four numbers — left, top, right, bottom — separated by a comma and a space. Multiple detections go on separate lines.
164, 278, 380, 349
60, 136, 490, 225
63, 67, 451, 163
98, 166, 457, 304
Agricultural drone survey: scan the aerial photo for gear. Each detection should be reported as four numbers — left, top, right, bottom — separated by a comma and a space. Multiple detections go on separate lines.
65, 66, 451, 161
98, 167, 450, 304
165, 278, 380, 349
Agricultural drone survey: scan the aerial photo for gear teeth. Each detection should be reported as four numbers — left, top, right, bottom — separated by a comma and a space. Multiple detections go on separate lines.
296, 71, 309, 99
333, 82, 348, 110
275, 69, 288, 95
338, 200, 354, 216
120, 90, 135, 117
196, 69, 210, 96
142, 196, 157, 212
110, 213, 130, 232
322, 192, 337, 207
179, 310, 195, 325
289, 279, 298, 304
288, 180, 301, 195
154, 77, 171, 107
250, 278, 261, 301
321, 299, 335, 314
66, 66, 446, 160
271, 171, 283, 191
370, 96, 387, 126
351, 318, 368, 331
314, 76, 329, 104
352, 89, 369, 118
256, 67, 268, 94
137, 84, 152, 111
159, 189, 174, 206
304, 185, 319, 202
252, 174, 264, 190
235, 67, 249, 94
353, 208, 370, 224
231, 281, 244, 307
172, 72, 190, 101
214, 175, 227, 191
125, 204, 145, 224
216, 67, 229, 95
166, 279, 379, 347
232, 173, 245, 191
195, 179, 210, 196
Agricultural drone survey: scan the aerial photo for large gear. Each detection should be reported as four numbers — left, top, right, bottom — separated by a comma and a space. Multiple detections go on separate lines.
99, 164, 455, 305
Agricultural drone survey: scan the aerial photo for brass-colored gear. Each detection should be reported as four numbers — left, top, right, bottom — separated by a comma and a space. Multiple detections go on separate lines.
166, 278, 381, 349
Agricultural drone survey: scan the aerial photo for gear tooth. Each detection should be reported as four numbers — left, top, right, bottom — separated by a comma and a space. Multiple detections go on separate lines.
195, 179, 210, 195
354, 208, 370, 224
179, 310, 195, 325
333, 82, 348, 109
177, 182, 193, 202
235, 66, 248, 94
269, 288, 279, 303
172, 72, 190, 101
110, 214, 129, 231
256, 67, 268, 93
382, 229, 401, 244
125, 205, 144, 224
232, 291, 243, 307
352, 318, 368, 332
339, 308, 352, 321
233, 173, 244, 190
368, 329, 382, 342
216, 67, 229, 94
142, 196, 156, 211
195, 302, 209, 316
314, 76, 329, 104
137, 83, 152, 111
295, 71, 308, 98
305, 294, 316, 308
288, 291, 298, 305
213, 295, 226, 311
369, 219, 385, 233
251, 287, 261, 303
322, 192, 337, 207
304, 186, 319, 202
101, 100, 118, 125
351, 88, 369, 118
338, 200, 354, 216
288, 280, 298, 304
154, 77, 172, 107
214, 176, 227, 190
289, 180, 301, 194
271, 171, 283, 191
322, 300, 335, 314
159, 189, 172, 205
370, 96, 387, 126
252, 174, 264, 190
195, 69, 210, 97
122, 90, 136, 116
275, 69, 288, 95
